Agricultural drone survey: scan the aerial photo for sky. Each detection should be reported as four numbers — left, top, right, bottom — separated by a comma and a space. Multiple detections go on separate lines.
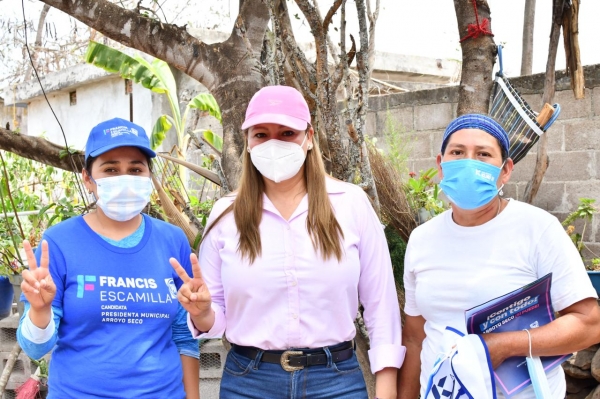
1, 0, 600, 85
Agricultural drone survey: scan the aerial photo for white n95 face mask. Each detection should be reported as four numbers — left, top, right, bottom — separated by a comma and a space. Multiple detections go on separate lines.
94, 175, 153, 221
249, 135, 308, 183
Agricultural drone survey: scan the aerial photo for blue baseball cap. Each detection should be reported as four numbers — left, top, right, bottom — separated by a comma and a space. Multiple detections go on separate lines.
85, 118, 156, 161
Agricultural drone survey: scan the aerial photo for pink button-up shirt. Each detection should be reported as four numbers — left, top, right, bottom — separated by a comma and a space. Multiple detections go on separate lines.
189, 177, 405, 372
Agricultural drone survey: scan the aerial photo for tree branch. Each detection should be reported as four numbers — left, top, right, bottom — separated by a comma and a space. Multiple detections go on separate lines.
24, 4, 51, 81
0, 128, 84, 173
323, 0, 343, 32
523, 0, 566, 204
39, 0, 217, 88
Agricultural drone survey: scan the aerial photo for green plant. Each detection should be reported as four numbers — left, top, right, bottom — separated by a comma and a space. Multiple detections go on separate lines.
382, 109, 413, 175
0, 151, 85, 276
562, 198, 598, 268
188, 195, 215, 228
406, 168, 446, 216
385, 226, 407, 291
85, 41, 222, 156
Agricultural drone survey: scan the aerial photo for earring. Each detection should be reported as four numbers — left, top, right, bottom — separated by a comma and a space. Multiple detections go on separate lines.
247, 147, 251, 153
308, 144, 313, 150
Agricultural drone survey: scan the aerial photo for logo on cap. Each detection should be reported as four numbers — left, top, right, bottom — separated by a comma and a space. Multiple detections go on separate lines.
103, 126, 139, 138
268, 99, 282, 106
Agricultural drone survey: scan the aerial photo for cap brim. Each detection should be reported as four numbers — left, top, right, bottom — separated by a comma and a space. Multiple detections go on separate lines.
241, 113, 308, 131
88, 143, 156, 159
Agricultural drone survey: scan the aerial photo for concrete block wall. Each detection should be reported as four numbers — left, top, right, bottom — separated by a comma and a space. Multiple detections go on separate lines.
366, 64, 600, 255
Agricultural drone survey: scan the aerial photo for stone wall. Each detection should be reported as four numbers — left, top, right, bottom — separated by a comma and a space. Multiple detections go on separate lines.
366, 64, 600, 254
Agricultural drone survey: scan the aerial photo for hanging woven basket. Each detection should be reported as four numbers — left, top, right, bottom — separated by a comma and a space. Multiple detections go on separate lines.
488, 45, 561, 164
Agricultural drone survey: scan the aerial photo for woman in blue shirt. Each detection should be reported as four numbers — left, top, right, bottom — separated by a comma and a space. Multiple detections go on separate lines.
17, 118, 199, 399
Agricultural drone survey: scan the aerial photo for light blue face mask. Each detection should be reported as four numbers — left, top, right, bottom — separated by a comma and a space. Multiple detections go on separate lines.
524, 329, 552, 398
439, 159, 503, 210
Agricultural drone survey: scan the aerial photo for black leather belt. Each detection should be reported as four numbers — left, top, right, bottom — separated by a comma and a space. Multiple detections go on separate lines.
231, 341, 354, 372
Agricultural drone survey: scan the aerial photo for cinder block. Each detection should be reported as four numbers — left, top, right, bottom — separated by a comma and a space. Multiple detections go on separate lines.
593, 87, 600, 117
414, 103, 453, 131
564, 180, 600, 239
501, 183, 518, 199
375, 107, 414, 135
564, 119, 600, 151
508, 153, 537, 183
554, 89, 592, 120
543, 151, 594, 182
0, 351, 34, 389
582, 243, 600, 261
531, 182, 566, 213
521, 94, 542, 111
0, 314, 19, 353
545, 121, 564, 152
431, 129, 445, 155
366, 112, 377, 138
408, 132, 432, 159
200, 339, 227, 379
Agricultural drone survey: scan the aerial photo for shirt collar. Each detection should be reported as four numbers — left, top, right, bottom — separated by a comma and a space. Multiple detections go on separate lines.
261, 177, 347, 220
324, 176, 348, 194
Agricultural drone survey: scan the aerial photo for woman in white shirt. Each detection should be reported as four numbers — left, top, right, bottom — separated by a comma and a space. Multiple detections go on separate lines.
397, 113, 600, 399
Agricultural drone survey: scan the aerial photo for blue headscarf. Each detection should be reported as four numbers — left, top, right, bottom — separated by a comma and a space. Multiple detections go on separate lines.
441, 114, 510, 156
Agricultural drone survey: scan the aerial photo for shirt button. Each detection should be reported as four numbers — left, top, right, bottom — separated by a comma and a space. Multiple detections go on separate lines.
291, 280, 297, 286
292, 313, 298, 319
286, 226, 291, 230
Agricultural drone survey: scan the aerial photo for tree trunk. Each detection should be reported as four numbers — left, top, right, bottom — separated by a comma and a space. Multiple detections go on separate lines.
453, 0, 496, 115
562, 0, 584, 99
0, 128, 83, 172
520, 0, 536, 76
523, 0, 566, 204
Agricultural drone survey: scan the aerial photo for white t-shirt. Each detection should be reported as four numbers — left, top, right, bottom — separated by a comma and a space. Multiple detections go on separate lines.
404, 199, 597, 399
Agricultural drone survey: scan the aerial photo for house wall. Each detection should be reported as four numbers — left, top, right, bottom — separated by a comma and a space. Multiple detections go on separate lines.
25, 77, 153, 152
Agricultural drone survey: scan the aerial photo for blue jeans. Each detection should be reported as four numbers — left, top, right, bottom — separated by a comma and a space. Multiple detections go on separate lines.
220, 346, 368, 399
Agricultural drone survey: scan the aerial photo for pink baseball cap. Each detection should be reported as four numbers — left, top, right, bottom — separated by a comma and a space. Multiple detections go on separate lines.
241, 85, 311, 131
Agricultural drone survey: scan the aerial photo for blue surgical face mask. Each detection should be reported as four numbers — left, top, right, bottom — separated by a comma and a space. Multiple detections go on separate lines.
439, 159, 503, 210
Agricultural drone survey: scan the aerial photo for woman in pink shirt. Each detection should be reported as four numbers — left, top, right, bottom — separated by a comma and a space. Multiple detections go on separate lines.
172, 85, 404, 399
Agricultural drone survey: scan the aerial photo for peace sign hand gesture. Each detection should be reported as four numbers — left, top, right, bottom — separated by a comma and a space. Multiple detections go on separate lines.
170, 254, 212, 318
21, 240, 56, 311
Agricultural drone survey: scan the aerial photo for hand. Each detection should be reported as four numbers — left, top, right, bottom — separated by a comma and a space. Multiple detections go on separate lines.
170, 254, 212, 317
21, 240, 56, 311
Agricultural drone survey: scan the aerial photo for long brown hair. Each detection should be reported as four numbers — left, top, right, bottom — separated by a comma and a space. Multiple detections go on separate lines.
203, 134, 344, 264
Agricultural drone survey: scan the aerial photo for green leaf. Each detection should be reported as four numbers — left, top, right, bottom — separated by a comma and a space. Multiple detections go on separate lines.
192, 231, 203, 251
150, 115, 173, 149
188, 93, 222, 123
202, 130, 223, 152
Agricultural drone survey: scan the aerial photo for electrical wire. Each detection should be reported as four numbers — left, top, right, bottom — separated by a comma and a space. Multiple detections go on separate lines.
20, 0, 88, 208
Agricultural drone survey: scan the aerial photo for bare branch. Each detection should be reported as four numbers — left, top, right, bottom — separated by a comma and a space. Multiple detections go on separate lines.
366, 0, 379, 78
24, 4, 51, 81
323, 0, 343, 32
39, 0, 218, 88
523, 0, 566, 203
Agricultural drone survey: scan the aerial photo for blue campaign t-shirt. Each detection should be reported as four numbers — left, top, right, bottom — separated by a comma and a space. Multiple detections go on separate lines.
39, 214, 192, 399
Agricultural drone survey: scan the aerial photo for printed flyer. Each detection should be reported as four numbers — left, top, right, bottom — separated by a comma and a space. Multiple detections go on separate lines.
465, 273, 570, 397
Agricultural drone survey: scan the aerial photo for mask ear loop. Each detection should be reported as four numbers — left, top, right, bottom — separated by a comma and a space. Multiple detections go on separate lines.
524, 329, 533, 358
498, 160, 507, 197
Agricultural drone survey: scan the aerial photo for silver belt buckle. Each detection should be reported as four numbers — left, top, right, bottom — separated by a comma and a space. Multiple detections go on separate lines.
280, 350, 304, 372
